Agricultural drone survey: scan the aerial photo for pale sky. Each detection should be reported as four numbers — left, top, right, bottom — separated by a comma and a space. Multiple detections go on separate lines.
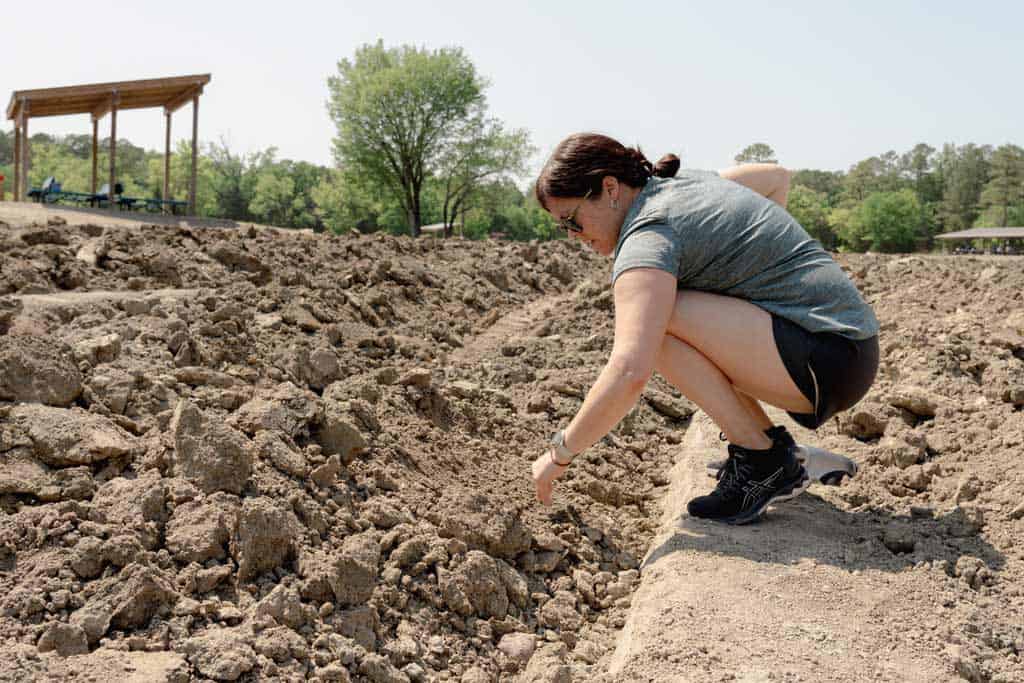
3, 0, 1021, 178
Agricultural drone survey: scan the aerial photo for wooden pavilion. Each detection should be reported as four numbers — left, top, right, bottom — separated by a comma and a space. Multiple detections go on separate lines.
935, 227, 1024, 252
6, 74, 211, 214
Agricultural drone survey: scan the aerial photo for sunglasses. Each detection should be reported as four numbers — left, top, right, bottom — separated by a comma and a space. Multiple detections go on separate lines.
557, 188, 593, 233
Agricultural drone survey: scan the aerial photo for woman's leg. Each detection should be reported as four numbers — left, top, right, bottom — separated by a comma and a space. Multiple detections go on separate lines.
653, 290, 812, 448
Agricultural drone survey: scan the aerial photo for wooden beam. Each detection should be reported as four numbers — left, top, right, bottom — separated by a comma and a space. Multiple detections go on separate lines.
91, 119, 98, 195
91, 99, 111, 122
9, 74, 211, 109
164, 84, 203, 115
108, 92, 118, 208
163, 111, 171, 213
189, 94, 199, 215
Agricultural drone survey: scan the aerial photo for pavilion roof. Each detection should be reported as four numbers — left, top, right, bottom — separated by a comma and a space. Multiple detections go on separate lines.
6, 74, 211, 121
935, 227, 1024, 240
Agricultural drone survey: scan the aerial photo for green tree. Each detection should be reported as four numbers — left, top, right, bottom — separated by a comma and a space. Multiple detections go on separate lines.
787, 185, 834, 248
977, 144, 1024, 227
327, 41, 486, 236
436, 110, 533, 237
790, 169, 843, 205
734, 143, 776, 164
840, 190, 921, 252
937, 143, 991, 231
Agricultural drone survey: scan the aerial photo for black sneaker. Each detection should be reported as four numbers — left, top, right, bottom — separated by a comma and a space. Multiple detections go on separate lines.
707, 425, 858, 491
688, 440, 808, 525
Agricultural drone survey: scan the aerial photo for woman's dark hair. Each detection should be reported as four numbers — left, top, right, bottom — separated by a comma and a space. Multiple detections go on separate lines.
535, 132, 680, 209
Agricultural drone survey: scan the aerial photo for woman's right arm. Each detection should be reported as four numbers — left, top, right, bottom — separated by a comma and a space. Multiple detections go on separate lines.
718, 163, 792, 208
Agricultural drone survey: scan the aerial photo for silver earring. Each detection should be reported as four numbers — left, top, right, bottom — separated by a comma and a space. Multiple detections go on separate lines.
610, 199, 619, 210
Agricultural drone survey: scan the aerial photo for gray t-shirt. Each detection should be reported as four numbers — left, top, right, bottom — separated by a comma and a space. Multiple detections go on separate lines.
612, 171, 879, 340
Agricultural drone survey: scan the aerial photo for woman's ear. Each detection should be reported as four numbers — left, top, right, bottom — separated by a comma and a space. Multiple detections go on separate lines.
602, 175, 619, 200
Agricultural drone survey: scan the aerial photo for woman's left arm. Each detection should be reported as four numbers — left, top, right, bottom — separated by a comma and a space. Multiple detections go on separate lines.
531, 268, 677, 505
719, 163, 792, 208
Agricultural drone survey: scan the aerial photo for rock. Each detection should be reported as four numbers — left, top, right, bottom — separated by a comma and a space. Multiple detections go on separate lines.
253, 625, 309, 663
427, 491, 532, 561
165, 494, 239, 563
359, 652, 409, 683
10, 404, 135, 467
497, 632, 536, 668
70, 536, 106, 579
361, 498, 411, 529
837, 403, 889, 440
231, 497, 300, 582
281, 304, 321, 331
877, 426, 927, 469
208, 244, 271, 283
36, 622, 89, 657
299, 532, 380, 606
315, 403, 368, 465
196, 565, 233, 594
311, 454, 343, 488
254, 584, 307, 629
73, 333, 122, 366
439, 551, 509, 619
888, 386, 938, 417
92, 471, 168, 549
538, 591, 583, 631
230, 382, 320, 439
520, 643, 571, 683
171, 399, 253, 494
901, 465, 933, 492
254, 431, 308, 477
399, 368, 432, 388
334, 605, 379, 651
0, 336, 83, 405
71, 564, 176, 643
307, 346, 342, 390
84, 368, 134, 414
644, 389, 694, 420
954, 556, 990, 590
183, 628, 257, 681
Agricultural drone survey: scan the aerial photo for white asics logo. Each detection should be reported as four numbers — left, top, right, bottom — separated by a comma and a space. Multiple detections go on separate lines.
741, 467, 785, 509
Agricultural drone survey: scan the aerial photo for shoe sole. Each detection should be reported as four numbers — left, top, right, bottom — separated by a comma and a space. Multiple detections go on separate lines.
707, 445, 858, 491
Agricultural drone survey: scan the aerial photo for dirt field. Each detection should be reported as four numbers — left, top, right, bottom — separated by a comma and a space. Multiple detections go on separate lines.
0, 203, 1022, 682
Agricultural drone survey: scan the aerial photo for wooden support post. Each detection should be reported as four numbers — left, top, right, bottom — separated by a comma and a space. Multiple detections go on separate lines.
20, 102, 30, 201
12, 121, 20, 202
189, 93, 199, 215
108, 92, 118, 209
163, 111, 172, 214
91, 118, 98, 195
91, 117, 98, 196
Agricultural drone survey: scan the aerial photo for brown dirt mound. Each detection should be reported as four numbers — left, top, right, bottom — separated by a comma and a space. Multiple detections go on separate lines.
1, 204, 1022, 682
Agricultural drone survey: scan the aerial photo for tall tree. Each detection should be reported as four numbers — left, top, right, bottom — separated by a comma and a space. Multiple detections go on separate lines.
978, 144, 1024, 227
787, 185, 834, 248
435, 109, 533, 237
734, 143, 777, 164
938, 143, 991, 231
327, 41, 486, 236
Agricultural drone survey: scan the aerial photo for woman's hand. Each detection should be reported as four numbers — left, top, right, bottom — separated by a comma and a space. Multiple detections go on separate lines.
531, 449, 570, 506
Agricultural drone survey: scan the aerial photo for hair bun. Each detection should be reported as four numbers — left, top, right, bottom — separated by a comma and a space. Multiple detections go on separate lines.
653, 154, 680, 178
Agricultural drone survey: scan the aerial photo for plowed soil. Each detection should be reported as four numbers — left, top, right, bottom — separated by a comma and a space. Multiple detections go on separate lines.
0, 203, 1022, 682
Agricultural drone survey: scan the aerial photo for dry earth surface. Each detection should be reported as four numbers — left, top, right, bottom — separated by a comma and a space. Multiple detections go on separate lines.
0, 202, 1022, 682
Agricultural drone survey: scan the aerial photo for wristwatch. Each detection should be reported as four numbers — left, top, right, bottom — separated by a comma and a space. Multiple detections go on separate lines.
549, 430, 574, 466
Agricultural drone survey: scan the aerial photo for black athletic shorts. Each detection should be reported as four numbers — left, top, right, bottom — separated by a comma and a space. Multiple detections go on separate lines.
771, 314, 879, 430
